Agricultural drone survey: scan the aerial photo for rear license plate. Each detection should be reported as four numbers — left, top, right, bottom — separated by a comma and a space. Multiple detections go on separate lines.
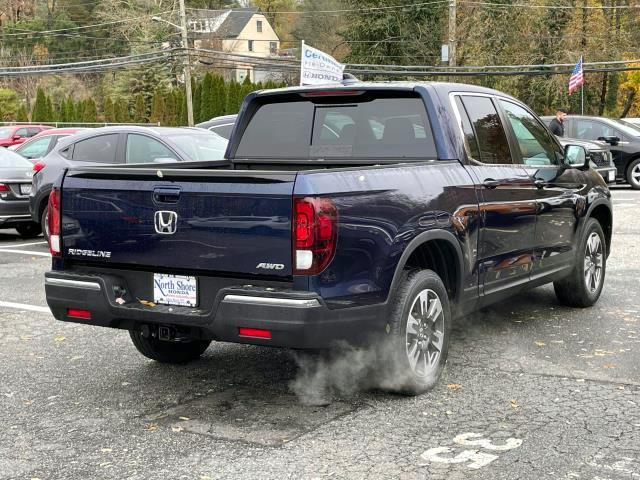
608, 171, 615, 182
20, 184, 31, 195
153, 274, 198, 307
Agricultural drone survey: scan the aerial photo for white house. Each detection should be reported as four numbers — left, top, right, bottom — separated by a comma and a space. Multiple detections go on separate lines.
190, 7, 282, 83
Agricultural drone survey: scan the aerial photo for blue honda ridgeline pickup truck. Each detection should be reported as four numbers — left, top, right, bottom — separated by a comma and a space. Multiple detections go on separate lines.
44, 82, 612, 393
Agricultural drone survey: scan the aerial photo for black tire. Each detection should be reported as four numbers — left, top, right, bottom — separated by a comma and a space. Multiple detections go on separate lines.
626, 158, 640, 190
129, 330, 211, 364
554, 218, 606, 308
40, 207, 49, 242
383, 269, 451, 395
15, 222, 42, 239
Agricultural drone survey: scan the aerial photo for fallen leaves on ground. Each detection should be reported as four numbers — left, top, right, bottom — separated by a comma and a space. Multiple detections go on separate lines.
447, 384, 462, 391
603, 364, 616, 369
510, 399, 520, 409
146, 423, 158, 431
100, 448, 112, 453
534, 341, 546, 347
54, 336, 66, 342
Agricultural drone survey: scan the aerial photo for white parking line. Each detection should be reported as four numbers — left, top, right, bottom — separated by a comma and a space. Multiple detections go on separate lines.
0, 249, 51, 257
0, 241, 47, 249
0, 301, 50, 314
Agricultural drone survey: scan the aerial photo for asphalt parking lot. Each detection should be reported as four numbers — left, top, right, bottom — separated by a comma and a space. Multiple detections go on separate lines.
0, 187, 638, 480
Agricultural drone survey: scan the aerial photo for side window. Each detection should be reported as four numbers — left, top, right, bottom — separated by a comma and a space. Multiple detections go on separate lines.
575, 119, 616, 141
454, 96, 481, 161
17, 136, 52, 159
499, 100, 559, 166
126, 134, 178, 164
15, 128, 29, 137
210, 124, 234, 139
460, 96, 512, 165
72, 134, 119, 163
27, 127, 41, 137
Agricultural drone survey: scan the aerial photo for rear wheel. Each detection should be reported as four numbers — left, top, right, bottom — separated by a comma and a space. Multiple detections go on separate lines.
15, 222, 42, 239
384, 270, 451, 395
626, 158, 640, 190
40, 207, 49, 242
129, 330, 211, 364
554, 218, 606, 307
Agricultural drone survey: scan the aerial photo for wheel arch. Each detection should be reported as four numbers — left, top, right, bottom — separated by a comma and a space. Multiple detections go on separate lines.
587, 201, 612, 257
388, 229, 465, 306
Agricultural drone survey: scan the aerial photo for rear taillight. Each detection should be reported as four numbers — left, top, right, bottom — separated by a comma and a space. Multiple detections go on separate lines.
0, 183, 9, 192
293, 197, 337, 275
33, 161, 45, 172
67, 308, 91, 319
48, 188, 61, 256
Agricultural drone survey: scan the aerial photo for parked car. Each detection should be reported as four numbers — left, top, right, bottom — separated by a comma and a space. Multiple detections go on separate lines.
554, 136, 616, 184
623, 118, 640, 127
12, 128, 85, 163
196, 114, 237, 139
44, 82, 611, 394
0, 125, 52, 148
541, 115, 640, 189
30, 126, 228, 240
0, 148, 41, 238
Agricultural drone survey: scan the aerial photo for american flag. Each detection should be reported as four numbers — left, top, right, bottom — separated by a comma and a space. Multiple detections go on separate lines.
568, 57, 584, 95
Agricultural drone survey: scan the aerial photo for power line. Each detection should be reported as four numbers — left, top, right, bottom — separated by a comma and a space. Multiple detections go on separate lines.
2, 11, 173, 37
460, 0, 640, 9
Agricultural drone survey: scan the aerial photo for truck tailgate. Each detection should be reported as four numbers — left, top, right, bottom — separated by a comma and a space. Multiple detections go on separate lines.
60, 168, 296, 277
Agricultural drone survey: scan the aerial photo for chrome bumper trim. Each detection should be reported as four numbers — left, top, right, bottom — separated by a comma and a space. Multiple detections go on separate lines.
222, 294, 321, 308
45, 277, 102, 291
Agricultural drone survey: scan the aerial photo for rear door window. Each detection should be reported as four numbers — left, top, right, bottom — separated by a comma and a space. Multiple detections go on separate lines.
126, 134, 178, 164
575, 119, 617, 141
235, 94, 436, 160
72, 134, 119, 163
459, 95, 512, 165
16, 136, 53, 159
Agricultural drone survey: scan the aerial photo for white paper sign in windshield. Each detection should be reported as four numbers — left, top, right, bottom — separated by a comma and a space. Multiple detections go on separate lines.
300, 41, 346, 86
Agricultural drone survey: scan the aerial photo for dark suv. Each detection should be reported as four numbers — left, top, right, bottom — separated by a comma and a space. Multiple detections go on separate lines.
45, 82, 612, 394
542, 115, 640, 189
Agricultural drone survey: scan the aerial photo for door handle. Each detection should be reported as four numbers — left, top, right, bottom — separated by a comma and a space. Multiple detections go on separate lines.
153, 187, 181, 204
534, 178, 545, 189
482, 178, 500, 189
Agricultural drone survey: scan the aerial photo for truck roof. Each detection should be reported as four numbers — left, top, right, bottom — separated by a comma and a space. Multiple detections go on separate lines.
253, 81, 519, 101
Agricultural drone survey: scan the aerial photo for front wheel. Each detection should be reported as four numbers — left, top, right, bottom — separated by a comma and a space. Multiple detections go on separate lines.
626, 158, 640, 190
383, 270, 451, 395
129, 330, 211, 363
554, 218, 606, 307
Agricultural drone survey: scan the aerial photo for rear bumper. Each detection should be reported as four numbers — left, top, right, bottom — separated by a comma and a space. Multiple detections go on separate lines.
0, 199, 33, 227
44, 271, 384, 349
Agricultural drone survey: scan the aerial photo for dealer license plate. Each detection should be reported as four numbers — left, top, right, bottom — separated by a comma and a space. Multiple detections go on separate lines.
153, 273, 198, 307
20, 184, 31, 195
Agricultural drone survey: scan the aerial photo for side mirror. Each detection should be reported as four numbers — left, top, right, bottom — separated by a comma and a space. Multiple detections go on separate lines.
597, 135, 620, 146
563, 144, 588, 169
12, 134, 21, 141
153, 157, 177, 164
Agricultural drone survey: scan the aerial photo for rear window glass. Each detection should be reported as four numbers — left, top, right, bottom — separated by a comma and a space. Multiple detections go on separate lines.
235, 95, 436, 160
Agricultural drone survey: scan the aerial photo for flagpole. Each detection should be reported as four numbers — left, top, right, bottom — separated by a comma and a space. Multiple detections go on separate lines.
580, 56, 584, 115
300, 40, 305, 86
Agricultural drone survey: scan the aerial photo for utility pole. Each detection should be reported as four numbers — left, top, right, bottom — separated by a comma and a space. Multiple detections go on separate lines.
448, 0, 457, 67
179, 0, 194, 126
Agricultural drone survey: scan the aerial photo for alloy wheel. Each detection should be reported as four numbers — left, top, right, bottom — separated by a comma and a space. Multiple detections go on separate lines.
631, 163, 640, 187
405, 289, 445, 378
584, 232, 604, 293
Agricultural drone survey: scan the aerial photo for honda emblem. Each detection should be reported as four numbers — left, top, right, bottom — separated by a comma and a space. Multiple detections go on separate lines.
154, 211, 178, 235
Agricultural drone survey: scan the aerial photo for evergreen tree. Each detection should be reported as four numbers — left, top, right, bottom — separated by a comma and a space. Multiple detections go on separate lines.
150, 89, 166, 125
177, 89, 187, 126
193, 81, 202, 123
83, 98, 97, 123
31, 88, 48, 122
114, 99, 129, 123
201, 73, 214, 122
103, 97, 115, 123
16, 105, 29, 122
165, 92, 176, 126
133, 93, 146, 123
225, 81, 242, 114
45, 96, 54, 121
212, 75, 226, 117
75, 100, 85, 123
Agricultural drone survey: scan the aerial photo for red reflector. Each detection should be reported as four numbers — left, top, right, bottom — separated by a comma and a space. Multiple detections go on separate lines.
67, 308, 91, 319
238, 327, 271, 339
294, 200, 315, 248
33, 161, 45, 172
0, 183, 9, 192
